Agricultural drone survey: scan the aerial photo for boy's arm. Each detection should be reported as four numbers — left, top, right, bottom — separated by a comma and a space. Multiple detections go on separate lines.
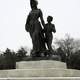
52, 24, 56, 33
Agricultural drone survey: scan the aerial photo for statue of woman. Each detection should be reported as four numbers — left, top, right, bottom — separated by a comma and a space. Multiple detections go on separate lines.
25, 0, 46, 56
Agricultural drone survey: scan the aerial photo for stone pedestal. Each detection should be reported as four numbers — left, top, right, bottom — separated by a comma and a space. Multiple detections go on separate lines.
0, 60, 80, 80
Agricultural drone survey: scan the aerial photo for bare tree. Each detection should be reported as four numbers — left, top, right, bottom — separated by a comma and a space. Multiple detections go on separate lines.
72, 40, 80, 52
55, 34, 74, 57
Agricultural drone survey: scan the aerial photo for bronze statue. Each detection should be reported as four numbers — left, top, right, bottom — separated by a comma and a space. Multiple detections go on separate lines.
25, 0, 56, 57
25, 0, 46, 57
44, 16, 56, 54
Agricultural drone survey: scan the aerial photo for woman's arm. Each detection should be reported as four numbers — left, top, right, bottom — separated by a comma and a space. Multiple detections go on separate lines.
25, 14, 30, 32
39, 9, 45, 27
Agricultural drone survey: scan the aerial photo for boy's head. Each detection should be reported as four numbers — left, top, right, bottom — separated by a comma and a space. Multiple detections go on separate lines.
47, 16, 53, 23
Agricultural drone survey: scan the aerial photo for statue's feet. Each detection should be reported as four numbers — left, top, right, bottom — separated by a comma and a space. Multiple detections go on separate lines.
43, 50, 54, 57
30, 50, 41, 57
30, 50, 36, 57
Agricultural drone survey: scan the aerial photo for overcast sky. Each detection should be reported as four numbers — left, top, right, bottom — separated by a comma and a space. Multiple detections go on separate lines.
0, 0, 80, 51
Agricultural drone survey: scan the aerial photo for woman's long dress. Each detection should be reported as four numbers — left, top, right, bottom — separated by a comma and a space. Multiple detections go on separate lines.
25, 9, 46, 52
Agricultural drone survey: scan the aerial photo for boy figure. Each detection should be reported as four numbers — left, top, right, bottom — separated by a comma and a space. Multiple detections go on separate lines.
44, 16, 56, 54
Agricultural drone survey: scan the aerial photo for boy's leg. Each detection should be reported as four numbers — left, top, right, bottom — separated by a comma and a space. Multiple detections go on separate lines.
47, 35, 53, 51
47, 36, 52, 56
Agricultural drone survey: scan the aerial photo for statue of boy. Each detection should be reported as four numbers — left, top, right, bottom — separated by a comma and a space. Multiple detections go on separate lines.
44, 16, 56, 54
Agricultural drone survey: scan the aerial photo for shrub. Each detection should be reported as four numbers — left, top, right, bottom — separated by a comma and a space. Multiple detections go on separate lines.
16, 47, 27, 61
1, 48, 16, 69
66, 50, 80, 70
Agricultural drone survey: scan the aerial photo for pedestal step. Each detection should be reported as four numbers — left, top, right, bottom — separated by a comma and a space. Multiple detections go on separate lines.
0, 68, 80, 78
16, 60, 66, 69
0, 77, 80, 80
